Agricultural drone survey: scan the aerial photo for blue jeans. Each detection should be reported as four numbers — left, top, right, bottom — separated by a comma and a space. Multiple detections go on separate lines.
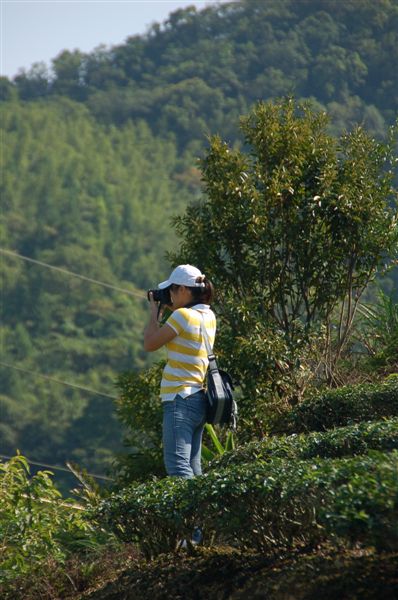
162, 390, 207, 478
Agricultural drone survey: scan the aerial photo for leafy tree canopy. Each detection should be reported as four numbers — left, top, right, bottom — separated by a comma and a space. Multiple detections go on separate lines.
170, 98, 397, 430
5, 0, 398, 147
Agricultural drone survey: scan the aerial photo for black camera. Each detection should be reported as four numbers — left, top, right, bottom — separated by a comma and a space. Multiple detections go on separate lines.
147, 286, 171, 305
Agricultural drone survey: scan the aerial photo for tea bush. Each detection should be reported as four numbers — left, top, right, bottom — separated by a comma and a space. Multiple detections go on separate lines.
272, 379, 398, 434
0, 455, 116, 586
97, 451, 398, 558
210, 418, 398, 469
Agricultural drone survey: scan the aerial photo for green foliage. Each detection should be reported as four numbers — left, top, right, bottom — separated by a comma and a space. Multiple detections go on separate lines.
211, 418, 398, 469
0, 454, 114, 585
170, 98, 397, 432
113, 362, 165, 483
201, 424, 235, 462
356, 288, 398, 371
2, 5, 397, 592
2, 0, 398, 488
97, 450, 398, 558
0, 98, 196, 485
273, 379, 398, 434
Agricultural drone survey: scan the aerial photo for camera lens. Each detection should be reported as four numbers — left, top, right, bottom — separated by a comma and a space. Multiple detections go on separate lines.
147, 288, 171, 305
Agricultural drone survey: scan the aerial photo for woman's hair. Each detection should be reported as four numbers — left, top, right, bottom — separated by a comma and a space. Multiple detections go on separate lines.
188, 276, 214, 305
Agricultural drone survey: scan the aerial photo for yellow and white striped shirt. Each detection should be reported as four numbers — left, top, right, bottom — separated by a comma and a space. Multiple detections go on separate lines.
160, 304, 216, 402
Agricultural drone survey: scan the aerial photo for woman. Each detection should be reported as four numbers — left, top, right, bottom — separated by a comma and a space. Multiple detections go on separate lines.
144, 264, 215, 479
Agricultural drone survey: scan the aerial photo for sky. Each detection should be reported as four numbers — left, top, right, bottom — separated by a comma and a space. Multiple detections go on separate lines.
1, 0, 228, 79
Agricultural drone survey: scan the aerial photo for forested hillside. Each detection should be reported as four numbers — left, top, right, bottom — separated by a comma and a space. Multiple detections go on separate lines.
1, 0, 397, 488
0, 101, 194, 483
3, 0, 397, 147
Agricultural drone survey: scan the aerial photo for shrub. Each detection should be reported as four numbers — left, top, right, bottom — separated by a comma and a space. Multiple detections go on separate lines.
210, 417, 398, 470
97, 451, 398, 557
0, 454, 116, 586
272, 379, 398, 434
356, 289, 398, 372
113, 362, 165, 483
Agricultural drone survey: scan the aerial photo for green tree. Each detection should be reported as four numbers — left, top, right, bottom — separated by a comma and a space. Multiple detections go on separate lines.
170, 98, 397, 433
13, 62, 49, 99
51, 50, 87, 100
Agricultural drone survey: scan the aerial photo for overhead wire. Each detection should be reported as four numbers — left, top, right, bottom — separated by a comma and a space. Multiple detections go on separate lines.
0, 361, 118, 400
0, 247, 147, 398
0, 246, 147, 476
0, 454, 114, 482
0, 246, 150, 396
0, 247, 147, 300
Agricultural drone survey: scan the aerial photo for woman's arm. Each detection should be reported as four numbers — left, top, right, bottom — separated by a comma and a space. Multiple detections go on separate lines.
144, 295, 177, 352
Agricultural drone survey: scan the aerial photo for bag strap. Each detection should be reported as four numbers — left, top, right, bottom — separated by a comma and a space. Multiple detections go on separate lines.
197, 311, 237, 430
198, 312, 219, 374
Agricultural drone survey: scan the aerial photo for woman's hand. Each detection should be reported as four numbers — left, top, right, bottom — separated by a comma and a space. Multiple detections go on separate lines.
148, 291, 161, 318
144, 293, 176, 352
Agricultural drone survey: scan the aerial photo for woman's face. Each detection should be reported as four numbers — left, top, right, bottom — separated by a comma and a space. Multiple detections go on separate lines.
170, 284, 192, 309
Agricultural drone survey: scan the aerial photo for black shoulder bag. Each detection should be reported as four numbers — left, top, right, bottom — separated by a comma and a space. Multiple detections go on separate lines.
199, 313, 237, 429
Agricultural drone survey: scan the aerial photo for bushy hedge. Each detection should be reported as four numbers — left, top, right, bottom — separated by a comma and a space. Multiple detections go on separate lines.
272, 379, 398, 434
97, 451, 398, 558
0, 455, 117, 588
210, 418, 398, 470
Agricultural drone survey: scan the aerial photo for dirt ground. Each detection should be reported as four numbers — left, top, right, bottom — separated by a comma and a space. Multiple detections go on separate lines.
83, 546, 398, 600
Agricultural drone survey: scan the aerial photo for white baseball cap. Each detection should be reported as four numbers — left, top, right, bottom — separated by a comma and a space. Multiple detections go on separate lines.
158, 264, 205, 289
